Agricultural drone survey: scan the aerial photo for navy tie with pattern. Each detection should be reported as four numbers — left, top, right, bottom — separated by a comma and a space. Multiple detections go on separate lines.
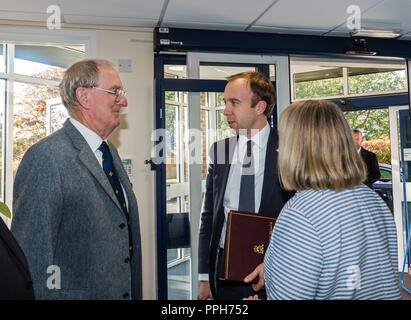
238, 140, 255, 213
99, 141, 133, 259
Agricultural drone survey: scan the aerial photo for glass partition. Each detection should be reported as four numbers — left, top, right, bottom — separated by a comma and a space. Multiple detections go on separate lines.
290, 56, 407, 101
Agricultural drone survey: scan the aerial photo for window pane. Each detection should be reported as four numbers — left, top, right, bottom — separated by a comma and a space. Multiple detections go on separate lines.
216, 109, 234, 140
201, 109, 209, 180
164, 64, 186, 79
14, 45, 85, 81
348, 68, 407, 95
49, 99, 69, 134
0, 44, 5, 73
200, 65, 255, 80
291, 56, 407, 100
13, 82, 60, 174
216, 92, 225, 107
380, 168, 392, 181
294, 67, 344, 99
269, 64, 276, 81
0, 79, 4, 200
344, 108, 390, 164
165, 91, 191, 300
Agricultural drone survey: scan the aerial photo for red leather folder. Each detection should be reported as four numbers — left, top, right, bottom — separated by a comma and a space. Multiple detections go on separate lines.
219, 210, 276, 282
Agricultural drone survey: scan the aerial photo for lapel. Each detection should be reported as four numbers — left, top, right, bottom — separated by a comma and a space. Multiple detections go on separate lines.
360, 147, 367, 159
214, 136, 237, 217
62, 119, 125, 215
258, 127, 278, 214
210, 136, 237, 245
110, 141, 136, 212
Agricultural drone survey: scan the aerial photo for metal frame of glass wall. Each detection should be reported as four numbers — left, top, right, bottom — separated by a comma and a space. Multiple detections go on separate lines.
155, 29, 411, 299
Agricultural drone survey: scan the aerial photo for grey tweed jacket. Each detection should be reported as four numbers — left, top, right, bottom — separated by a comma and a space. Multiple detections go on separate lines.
11, 119, 142, 300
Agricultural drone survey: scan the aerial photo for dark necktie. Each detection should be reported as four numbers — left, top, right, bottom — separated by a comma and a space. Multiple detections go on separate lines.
99, 141, 133, 259
238, 140, 255, 212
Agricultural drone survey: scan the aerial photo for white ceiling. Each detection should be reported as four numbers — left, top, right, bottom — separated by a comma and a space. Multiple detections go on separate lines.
1, 0, 411, 39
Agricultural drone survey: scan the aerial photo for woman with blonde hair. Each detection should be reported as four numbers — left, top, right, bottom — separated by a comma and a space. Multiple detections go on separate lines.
264, 99, 401, 299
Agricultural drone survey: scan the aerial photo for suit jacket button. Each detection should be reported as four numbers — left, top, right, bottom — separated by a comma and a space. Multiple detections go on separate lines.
119, 223, 126, 229
124, 257, 130, 263
123, 292, 129, 299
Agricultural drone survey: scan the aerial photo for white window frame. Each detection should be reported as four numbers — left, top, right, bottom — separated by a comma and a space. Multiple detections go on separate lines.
290, 55, 408, 101
0, 27, 96, 226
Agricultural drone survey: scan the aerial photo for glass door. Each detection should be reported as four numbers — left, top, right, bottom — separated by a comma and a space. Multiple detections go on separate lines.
155, 52, 290, 299
164, 90, 233, 299
389, 106, 411, 272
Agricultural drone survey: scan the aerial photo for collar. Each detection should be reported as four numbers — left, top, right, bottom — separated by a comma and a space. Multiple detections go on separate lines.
238, 121, 270, 150
69, 118, 105, 153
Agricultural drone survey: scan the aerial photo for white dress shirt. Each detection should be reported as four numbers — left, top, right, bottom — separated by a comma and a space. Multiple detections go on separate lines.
69, 118, 128, 209
199, 122, 270, 281
219, 122, 270, 248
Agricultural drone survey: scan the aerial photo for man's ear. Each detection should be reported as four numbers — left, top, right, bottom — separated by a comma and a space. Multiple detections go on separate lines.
75, 87, 89, 106
255, 100, 267, 116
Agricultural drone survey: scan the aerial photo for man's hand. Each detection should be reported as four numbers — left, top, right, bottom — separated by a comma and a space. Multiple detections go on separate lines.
197, 281, 213, 300
243, 263, 265, 292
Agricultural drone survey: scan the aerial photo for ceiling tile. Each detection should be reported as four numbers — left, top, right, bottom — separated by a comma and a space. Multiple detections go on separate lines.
0, 0, 164, 27
60, 0, 164, 20
255, 0, 380, 33
162, 0, 273, 30
63, 15, 157, 27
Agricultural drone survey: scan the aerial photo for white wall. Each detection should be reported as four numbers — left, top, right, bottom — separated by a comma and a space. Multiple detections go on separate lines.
95, 29, 157, 300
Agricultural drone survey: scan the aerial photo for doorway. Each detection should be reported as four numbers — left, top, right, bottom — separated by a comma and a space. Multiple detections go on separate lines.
154, 52, 290, 299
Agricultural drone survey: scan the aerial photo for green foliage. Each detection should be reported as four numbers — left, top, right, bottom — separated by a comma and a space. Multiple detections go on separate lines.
362, 135, 391, 164
295, 69, 407, 166
0, 201, 11, 219
348, 71, 407, 95
295, 70, 406, 100
295, 78, 344, 99
343, 109, 389, 141
13, 83, 56, 172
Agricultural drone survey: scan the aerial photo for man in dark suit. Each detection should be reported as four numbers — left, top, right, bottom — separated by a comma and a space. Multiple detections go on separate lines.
11, 59, 142, 299
353, 129, 381, 188
197, 71, 292, 300
0, 217, 34, 299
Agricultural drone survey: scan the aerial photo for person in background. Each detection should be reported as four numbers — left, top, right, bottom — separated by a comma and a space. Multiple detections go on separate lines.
197, 71, 292, 300
352, 129, 381, 188
11, 59, 142, 300
263, 100, 401, 300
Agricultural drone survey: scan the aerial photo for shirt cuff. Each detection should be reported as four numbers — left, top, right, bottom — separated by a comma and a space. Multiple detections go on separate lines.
199, 273, 209, 281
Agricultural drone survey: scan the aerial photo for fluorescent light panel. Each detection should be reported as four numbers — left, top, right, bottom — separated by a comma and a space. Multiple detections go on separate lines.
350, 29, 401, 39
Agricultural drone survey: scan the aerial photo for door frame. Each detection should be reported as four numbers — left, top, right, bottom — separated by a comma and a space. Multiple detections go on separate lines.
186, 52, 290, 299
389, 105, 410, 271
154, 52, 290, 299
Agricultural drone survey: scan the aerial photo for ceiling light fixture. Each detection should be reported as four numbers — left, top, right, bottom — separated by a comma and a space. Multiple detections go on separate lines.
350, 29, 401, 39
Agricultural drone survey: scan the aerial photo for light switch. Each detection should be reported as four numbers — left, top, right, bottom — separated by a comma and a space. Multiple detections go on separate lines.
118, 59, 132, 73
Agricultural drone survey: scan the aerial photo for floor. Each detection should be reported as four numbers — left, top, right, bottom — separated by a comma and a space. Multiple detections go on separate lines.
399, 272, 411, 300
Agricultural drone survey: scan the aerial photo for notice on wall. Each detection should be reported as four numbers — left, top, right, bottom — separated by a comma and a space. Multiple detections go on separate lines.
121, 158, 133, 181
403, 148, 411, 161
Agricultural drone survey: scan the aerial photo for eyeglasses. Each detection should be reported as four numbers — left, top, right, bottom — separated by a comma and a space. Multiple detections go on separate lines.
91, 87, 127, 102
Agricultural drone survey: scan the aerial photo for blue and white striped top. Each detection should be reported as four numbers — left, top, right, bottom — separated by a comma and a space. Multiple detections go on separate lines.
264, 184, 401, 300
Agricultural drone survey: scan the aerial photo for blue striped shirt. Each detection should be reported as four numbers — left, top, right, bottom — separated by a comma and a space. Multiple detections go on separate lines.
264, 184, 401, 300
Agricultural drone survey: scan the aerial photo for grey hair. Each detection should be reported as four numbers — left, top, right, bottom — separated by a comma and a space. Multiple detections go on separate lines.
59, 59, 114, 113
